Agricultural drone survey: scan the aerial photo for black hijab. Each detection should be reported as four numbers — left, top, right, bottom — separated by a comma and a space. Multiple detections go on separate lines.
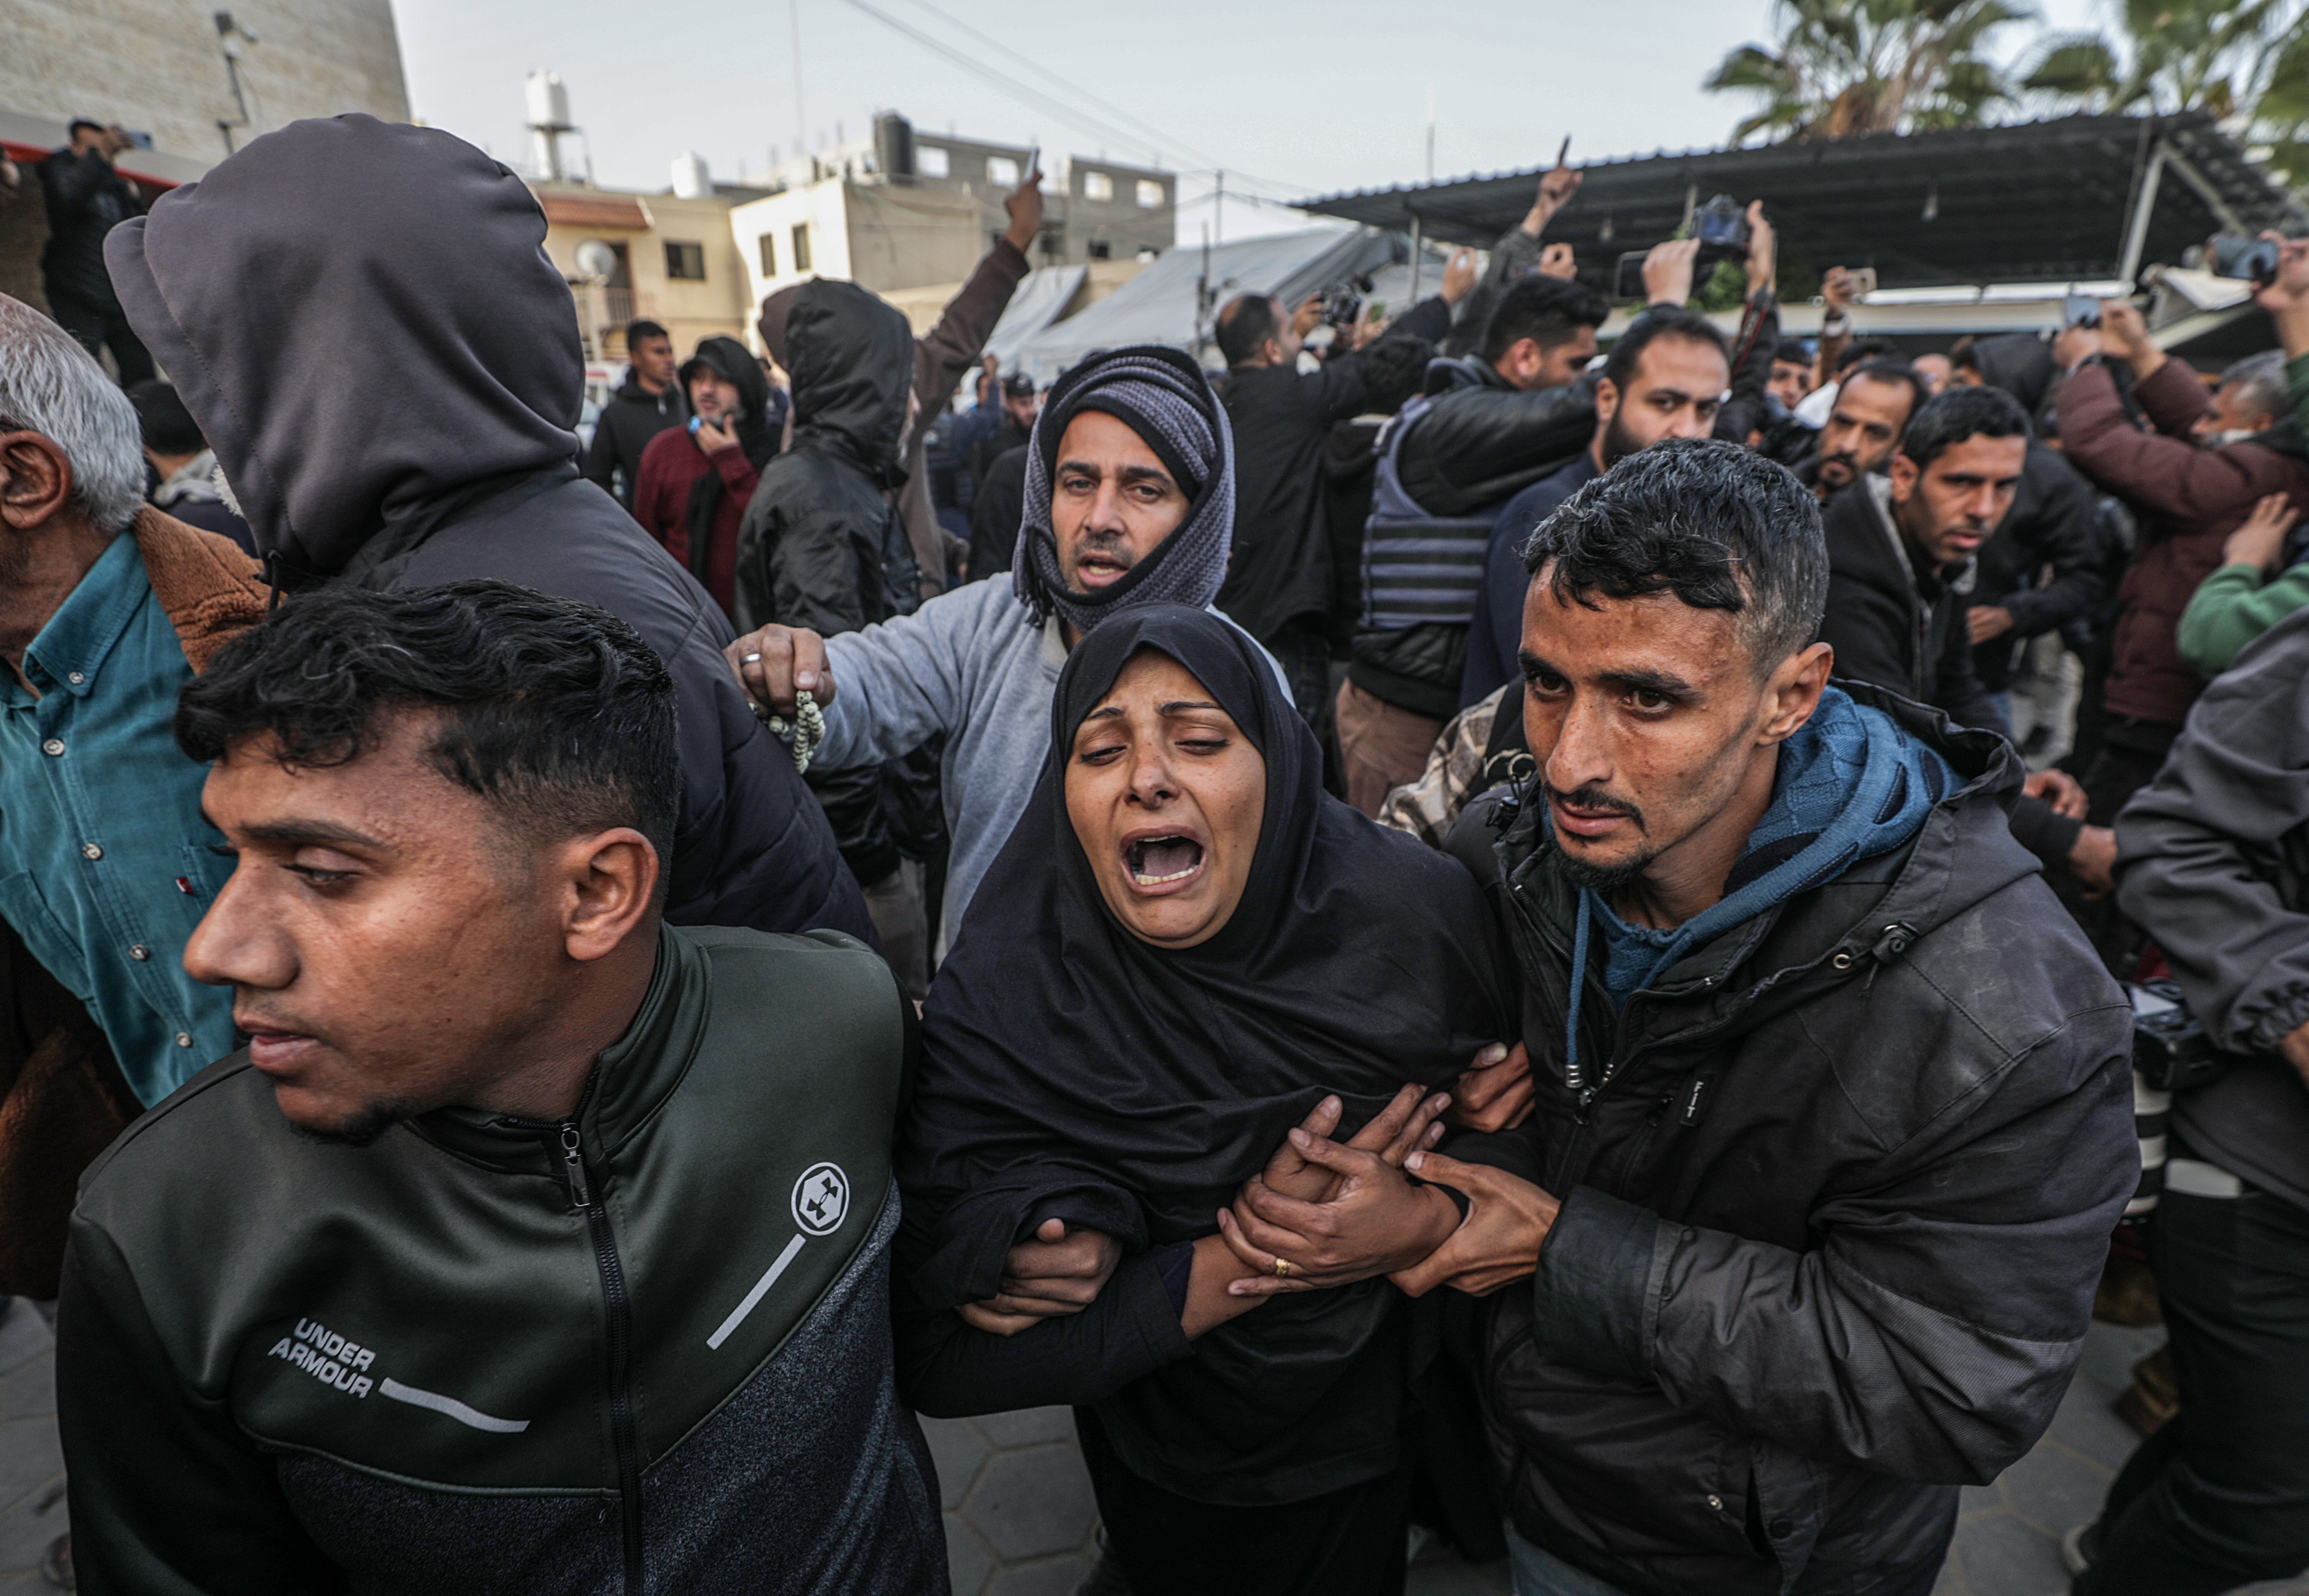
679, 336, 777, 590
903, 604, 1515, 1309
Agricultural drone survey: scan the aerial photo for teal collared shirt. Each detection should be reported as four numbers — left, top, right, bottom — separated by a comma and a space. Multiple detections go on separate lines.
0, 532, 235, 1105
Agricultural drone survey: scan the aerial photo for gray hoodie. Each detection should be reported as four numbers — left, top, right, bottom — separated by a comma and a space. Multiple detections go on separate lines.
2115, 604, 2309, 1211
104, 115, 870, 945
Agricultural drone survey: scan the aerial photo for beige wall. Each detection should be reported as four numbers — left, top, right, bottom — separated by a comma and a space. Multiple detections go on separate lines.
729, 178, 990, 350
2, 0, 409, 165
534, 187, 748, 364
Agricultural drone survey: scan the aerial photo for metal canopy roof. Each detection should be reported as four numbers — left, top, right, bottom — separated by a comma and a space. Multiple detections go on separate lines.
1296, 113, 2297, 292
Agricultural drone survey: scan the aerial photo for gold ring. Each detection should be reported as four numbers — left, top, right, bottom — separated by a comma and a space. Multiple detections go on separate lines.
1272, 1257, 1293, 1279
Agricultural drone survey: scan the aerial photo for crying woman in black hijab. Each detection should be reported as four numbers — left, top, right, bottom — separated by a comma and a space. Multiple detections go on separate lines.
897, 604, 1517, 1595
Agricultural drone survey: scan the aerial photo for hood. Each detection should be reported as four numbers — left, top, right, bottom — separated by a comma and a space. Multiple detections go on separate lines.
679, 335, 777, 469
1967, 332, 2056, 414
783, 279, 913, 482
104, 115, 583, 576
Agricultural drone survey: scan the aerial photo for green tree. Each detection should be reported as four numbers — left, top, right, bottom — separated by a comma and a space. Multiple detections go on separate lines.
2022, 0, 2309, 185
2019, 0, 2289, 118
1705, 0, 2037, 145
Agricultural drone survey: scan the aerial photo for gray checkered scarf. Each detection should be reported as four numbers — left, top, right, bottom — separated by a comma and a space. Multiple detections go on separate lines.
1012, 345, 1234, 635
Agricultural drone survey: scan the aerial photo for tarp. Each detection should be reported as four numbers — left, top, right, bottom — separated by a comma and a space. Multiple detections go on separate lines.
1010, 226, 1400, 383
983, 263, 1087, 372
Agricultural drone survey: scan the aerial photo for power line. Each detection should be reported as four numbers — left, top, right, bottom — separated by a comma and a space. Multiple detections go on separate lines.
839, 0, 1169, 167
839, 0, 1315, 204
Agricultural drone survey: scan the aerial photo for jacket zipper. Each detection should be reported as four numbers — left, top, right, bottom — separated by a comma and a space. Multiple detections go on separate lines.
562, 1120, 644, 1596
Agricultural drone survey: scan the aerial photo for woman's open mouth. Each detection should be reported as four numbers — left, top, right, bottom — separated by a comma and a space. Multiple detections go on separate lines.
1123, 834, 1204, 891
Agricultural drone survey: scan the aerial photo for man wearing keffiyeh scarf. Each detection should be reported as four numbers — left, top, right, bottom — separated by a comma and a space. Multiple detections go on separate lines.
721, 344, 1273, 953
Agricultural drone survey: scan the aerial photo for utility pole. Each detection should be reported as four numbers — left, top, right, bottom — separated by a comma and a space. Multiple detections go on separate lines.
1214, 169, 1224, 245
789, 0, 807, 158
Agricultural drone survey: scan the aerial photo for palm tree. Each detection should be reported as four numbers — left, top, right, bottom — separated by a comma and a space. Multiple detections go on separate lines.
2019, 0, 2292, 118
1705, 0, 2037, 145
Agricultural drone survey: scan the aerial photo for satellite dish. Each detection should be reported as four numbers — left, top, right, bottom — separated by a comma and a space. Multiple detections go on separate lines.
574, 239, 619, 282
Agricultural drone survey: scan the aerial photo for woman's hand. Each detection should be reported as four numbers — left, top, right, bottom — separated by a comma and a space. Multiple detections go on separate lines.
1258, 1085, 1450, 1204
957, 1219, 1120, 1336
1218, 1129, 1463, 1296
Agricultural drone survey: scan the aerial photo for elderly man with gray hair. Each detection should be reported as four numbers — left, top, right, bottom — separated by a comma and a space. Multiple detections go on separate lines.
0, 293, 267, 1304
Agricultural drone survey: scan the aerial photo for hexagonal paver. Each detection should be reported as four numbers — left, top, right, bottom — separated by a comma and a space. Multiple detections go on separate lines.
964, 1445, 1099, 1562
970, 1407, 1075, 1450
943, 1513, 995, 1596
921, 1416, 990, 1511
985, 1554, 1096, 1596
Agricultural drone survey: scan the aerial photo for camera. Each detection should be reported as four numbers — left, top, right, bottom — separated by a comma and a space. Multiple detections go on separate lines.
1691, 194, 1751, 264
1319, 273, 1373, 329
1610, 195, 1755, 302
2210, 234, 2280, 288
2129, 979, 2233, 1093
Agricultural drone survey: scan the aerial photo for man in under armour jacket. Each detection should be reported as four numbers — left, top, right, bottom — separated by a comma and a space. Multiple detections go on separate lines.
56, 582, 943, 1596
1407, 442, 2135, 1595
102, 114, 872, 945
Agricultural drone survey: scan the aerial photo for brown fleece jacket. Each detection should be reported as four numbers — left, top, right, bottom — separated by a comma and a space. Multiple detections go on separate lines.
0, 509, 265, 1297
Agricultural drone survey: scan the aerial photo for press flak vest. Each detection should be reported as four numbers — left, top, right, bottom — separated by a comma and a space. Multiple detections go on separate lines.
1359, 390, 1504, 632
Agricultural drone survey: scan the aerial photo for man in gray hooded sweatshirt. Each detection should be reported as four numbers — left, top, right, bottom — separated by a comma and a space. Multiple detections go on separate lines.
103, 114, 871, 946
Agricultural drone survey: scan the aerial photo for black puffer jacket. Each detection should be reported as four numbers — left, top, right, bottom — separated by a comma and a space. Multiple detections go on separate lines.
735, 279, 927, 888
735, 279, 922, 636
104, 115, 873, 947
1444, 687, 2135, 1596
581, 376, 688, 509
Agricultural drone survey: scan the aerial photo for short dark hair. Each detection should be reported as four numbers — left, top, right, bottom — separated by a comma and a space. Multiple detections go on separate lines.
178, 581, 681, 874
1001, 371, 1037, 400
1521, 438, 1825, 677
67, 120, 105, 141
1836, 359, 1928, 424
1834, 336, 1902, 376
1600, 307, 1728, 392
127, 379, 206, 456
625, 319, 670, 350
1216, 294, 1282, 368
1899, 385, 2030, 471
1480, 276, 1610, 367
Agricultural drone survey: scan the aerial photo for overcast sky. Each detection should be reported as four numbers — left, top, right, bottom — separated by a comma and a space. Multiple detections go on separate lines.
387, 0, 2102, 244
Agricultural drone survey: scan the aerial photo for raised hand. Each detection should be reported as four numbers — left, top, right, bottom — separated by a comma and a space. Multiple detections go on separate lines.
723, 623, 834, 716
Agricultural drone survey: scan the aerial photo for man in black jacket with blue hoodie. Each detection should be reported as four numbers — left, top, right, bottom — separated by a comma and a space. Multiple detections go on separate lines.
103, 114, 871, 946
56, 582, 942, 1596
1272, 441, 2136, 1595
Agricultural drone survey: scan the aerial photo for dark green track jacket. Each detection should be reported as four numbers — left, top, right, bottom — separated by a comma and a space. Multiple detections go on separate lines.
56, 925, 945, 1596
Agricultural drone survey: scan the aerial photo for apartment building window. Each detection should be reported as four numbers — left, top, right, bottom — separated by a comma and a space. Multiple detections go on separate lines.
757, 233, 778, 276
985, 155, 1019, 187
1136, 179, 1164, 209
1081, 170, 1113, 202
791, 222, 812, 273
664, 241, 706, 280
917, 144, 950, 178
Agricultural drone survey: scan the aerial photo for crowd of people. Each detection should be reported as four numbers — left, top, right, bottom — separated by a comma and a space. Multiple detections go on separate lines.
4, 106, 2309, 1596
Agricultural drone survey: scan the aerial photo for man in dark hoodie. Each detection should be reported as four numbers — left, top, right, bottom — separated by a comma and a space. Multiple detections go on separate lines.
632, 336, 775, 622
583, 319, 687, 509
734, 279, 929, 984
1317, 440, 2134, 1596
103, 115, 872, 947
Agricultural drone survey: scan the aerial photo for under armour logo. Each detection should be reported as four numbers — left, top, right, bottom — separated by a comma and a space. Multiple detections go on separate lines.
791, 1163, 849, 1236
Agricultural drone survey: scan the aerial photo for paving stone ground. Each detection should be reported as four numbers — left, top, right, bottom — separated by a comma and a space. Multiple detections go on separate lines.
2, 1301, 2303, 1595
